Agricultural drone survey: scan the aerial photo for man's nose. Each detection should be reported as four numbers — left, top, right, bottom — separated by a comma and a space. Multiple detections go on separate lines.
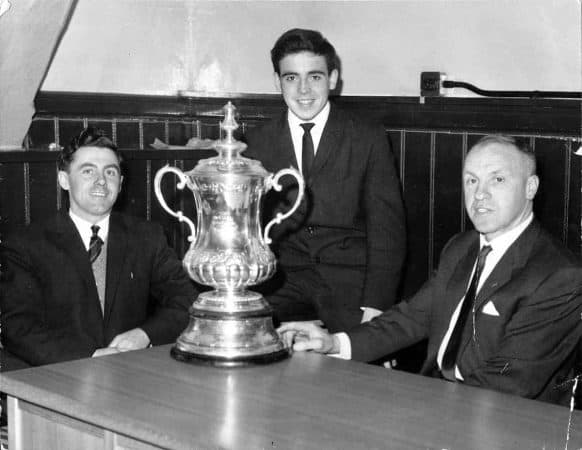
299, 78, 310, 93
474, 183, 489, 200
94, 174, 106, 185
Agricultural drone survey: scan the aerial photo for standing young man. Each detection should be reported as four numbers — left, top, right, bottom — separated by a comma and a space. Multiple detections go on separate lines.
245, 29, 406, 332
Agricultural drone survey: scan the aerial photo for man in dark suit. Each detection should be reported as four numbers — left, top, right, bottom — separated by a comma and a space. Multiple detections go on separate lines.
245, 29, 406, 333
0, 127, 196, 367
279, 135, 582, 405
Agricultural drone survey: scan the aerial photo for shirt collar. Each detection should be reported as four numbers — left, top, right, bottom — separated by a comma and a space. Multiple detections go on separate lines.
479, 213, 533, 253
287, 101, 330, 132
69, 210, 110, 250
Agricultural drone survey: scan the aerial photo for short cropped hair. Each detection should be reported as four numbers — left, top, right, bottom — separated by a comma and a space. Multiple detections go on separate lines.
58, 127, 122, 172
271, 28, 338, 75
472, 134, 536, 176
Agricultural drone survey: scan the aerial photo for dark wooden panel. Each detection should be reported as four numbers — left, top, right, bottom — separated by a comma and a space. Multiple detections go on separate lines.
117, 159, 149, 218
534, 138, 568, 242
433, 133, 465, 266
568, 146, 581, 254
58, 119, 84, 149
116, 121, 140, 149
142, 121, 166, 150
35, 92, 580, 135
401, 131, 432, 299
86, 120, 113, 138
0, 162, 26, 237
27, 118, 55, 150
168, 121, 194, 145
200, 122, 221, 140
28, 161, 59, 225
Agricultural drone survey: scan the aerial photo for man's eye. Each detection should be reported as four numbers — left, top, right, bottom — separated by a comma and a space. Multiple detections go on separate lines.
105, 169, 119, 177
311, 74, 322, 81
495, 176, 505, 183
465, 178, 476, 185
284, 75, 295, 82
82, 168, 94, 175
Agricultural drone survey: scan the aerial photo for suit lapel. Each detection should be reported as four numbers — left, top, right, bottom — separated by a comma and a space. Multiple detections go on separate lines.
473, 221, 539, 311
310, 106, 343, 179
445, 239, 480, 318
456, 221, 539, 363
276, 113, 298, 170
103, 212, 128, 325
48, 213, 104, 341
49, 214, 97, 293
423, 236, 479, 370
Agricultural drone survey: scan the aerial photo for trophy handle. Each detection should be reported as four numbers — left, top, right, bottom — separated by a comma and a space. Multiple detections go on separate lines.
153, 165, 197, 243
263, 167, 305, 245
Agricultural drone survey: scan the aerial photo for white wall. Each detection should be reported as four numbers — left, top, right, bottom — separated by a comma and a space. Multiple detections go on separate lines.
41, 0, 581, 96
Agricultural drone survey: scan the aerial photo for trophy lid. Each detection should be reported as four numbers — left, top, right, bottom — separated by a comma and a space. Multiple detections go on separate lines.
188, 102, 268, 178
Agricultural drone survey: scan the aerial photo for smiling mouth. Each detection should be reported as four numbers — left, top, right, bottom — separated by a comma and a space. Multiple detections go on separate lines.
90, 191, 108, 197
473, 206, 492, 214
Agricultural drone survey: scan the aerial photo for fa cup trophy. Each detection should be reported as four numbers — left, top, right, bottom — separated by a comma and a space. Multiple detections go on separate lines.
154, 102, 304, 366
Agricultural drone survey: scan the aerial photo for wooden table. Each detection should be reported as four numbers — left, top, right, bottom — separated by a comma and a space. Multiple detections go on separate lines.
1, 345, 581, 449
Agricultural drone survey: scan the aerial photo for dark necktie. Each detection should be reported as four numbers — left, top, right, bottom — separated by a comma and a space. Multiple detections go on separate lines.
300, 123, 315, 181
441, 245, 492, 380
88, 225, 104, 264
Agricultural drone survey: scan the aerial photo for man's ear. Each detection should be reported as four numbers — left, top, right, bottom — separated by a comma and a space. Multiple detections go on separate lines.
526, 175, 539, 200
273, 72, 282, 93
328, 69, 339, 91
57, 170, 70, 191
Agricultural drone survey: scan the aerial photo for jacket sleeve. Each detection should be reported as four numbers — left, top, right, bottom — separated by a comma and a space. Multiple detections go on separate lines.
458, 267, 582, 399
138, 224, 196, 345
360, 126, 406, 311
349, 268, 436, 362
0, 238, 99, 365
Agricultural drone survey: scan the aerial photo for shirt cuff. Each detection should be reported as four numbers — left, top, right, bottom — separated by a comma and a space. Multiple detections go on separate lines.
328, 332, 352, 360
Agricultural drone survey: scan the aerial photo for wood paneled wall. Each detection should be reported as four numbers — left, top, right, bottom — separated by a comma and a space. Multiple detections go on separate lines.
1, 92, 580, 304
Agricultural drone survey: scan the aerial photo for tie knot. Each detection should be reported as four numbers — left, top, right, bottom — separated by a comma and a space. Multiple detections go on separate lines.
91, 225, 100, 237
300, 122, 315, 133
478, 245, 492, 261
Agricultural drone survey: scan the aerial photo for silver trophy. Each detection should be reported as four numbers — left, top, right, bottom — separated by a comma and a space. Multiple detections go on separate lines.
154, 102, 304, 366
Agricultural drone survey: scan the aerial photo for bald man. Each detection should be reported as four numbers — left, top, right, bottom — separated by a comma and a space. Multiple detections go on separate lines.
279, 134, 582, 405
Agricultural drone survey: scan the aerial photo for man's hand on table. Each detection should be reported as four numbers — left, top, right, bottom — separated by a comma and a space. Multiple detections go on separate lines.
92, 347, 120, 357
108, 328, 151, 352
277, 321, 340, 354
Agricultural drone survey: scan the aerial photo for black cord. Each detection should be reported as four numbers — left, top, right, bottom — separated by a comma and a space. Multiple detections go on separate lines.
442, 80, 581, 99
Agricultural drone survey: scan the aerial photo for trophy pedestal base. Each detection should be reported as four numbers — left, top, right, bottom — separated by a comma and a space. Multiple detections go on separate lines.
170, 290, 289, 367
170, 346, 289, 367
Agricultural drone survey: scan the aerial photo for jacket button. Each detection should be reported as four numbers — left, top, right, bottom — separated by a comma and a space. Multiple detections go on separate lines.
314, 256, 321, 264
306, 226, 315, 235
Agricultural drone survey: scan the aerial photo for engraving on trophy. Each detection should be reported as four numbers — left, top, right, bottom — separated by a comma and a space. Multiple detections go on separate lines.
154, 102, 304, 365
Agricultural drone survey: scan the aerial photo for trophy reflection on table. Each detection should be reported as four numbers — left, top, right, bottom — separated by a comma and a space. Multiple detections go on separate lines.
154, 102, 304, 366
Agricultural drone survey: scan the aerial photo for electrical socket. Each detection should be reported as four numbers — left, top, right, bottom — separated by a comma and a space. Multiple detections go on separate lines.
420, 72, 445, 97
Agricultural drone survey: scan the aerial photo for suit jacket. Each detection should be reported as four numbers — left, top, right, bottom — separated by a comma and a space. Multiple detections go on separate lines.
0, 211, 195, 366
348, 220, 582, 404
245, 105, 406, 312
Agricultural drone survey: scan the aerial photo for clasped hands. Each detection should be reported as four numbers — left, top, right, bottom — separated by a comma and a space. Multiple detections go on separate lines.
277, 321, 340, 355
92, 328, 150, 357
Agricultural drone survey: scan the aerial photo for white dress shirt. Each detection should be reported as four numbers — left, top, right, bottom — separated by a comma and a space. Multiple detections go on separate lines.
69, 211, 110, 250
287, 101, 330, 176
333, 213, 534, 363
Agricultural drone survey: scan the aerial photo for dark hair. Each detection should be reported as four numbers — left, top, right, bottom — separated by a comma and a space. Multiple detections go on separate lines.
471, 134, 536, 175
271, 28, 338, 75
58, 127, 122, 172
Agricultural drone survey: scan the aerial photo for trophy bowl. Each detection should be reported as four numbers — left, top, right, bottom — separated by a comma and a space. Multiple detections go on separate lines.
154, 102, 304, 366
